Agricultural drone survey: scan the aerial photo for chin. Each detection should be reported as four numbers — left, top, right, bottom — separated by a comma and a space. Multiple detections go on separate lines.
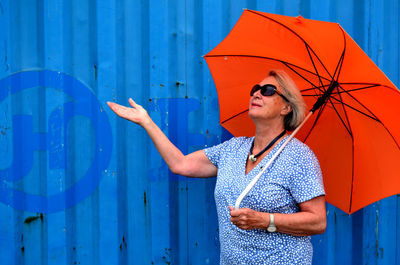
248, 110, 261, 120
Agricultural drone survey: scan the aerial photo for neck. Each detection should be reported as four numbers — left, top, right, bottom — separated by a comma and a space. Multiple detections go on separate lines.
253, 122, 286, 150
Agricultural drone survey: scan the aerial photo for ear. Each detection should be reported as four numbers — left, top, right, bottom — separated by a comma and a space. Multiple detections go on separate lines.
281, 104, 292, 116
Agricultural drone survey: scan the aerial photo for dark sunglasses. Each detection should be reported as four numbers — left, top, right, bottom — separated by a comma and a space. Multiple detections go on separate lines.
250, 84, 289, 102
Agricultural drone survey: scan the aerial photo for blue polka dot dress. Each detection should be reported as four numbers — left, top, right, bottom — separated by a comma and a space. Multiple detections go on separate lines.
204, 136, 325, 265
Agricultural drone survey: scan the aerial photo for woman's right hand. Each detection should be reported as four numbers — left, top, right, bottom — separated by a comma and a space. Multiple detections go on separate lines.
107, 98, 150, 126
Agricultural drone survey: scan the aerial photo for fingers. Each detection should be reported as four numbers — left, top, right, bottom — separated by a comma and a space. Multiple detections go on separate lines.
107, 98, 150, 126
107, 98, 138, 110
107, 101, 119, 112
229, 206, 244, 217
229, 207, 243, 223
231, 215, 249, 230
106, 101, 131, 120
229, 207, 256, 230
107, 99, 139, 115
107, 101, 125, 110
129, 98, 139, 108
107, 101, 123, 111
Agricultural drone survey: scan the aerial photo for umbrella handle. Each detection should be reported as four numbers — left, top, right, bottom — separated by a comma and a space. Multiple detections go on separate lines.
234, 112, 314, 210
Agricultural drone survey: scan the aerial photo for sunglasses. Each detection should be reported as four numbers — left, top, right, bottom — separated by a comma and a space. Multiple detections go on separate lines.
250, 84, 289, 102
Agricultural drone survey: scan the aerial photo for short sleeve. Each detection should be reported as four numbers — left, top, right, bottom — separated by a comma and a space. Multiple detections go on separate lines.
290, 146, 325, 204
203, 137, 236, 168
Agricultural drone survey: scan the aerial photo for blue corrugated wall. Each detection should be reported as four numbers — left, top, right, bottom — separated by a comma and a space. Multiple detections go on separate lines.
0, 0, 399, 264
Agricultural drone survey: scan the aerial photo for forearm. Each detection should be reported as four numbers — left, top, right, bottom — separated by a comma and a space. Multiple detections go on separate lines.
274, 196, 327, 236
141, 118, 185, 173
230, 197, 326, 236
257, 211, 326, 236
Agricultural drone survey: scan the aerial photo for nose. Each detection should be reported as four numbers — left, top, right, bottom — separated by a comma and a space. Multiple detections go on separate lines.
251, 88, 262, 98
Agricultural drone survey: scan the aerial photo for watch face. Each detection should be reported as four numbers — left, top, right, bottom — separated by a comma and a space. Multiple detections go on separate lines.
267, 226, 277, 232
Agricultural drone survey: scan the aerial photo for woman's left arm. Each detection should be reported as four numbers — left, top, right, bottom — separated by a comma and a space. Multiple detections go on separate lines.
229, 195, 326, 236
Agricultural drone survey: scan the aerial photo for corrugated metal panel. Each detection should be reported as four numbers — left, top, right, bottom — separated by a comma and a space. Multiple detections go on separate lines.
0, 0, 399, 264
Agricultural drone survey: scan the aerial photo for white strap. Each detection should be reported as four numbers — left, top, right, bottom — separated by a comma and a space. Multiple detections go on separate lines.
234, 112, 313, 210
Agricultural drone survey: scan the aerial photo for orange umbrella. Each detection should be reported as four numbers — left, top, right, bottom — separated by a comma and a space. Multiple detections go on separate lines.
204, 9, 400, 214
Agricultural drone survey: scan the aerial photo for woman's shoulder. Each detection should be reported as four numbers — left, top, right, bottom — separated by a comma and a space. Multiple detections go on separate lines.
219, 136, 252, 148
285, 137, 318, 160
217, 136, 252, 144
287, 137, 310, 150
232, 136, 253, 143
204, 136, 251, 151
282, 137, 323, 179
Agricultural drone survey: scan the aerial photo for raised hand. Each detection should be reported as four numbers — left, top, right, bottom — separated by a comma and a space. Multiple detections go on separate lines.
107, 98, 150, 126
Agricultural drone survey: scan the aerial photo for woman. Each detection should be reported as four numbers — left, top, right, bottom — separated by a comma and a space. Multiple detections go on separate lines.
107, 69, 326, 264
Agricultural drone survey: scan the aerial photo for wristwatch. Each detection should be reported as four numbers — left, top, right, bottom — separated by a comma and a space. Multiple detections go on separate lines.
267, 213, 277, 232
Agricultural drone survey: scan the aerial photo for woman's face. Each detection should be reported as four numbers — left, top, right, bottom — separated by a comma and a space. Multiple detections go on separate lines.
248, 76, 291, 123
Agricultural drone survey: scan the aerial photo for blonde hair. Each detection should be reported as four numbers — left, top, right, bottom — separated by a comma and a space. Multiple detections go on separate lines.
269, 70, 306, 131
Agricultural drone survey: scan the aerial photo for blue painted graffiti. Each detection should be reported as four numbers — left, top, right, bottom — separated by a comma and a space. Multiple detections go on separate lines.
0, 70, 112, 213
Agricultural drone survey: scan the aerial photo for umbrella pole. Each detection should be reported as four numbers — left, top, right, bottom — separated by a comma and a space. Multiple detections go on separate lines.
234, 111, 314, 210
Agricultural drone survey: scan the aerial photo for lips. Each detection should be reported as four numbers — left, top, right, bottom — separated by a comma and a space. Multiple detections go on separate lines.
251, 102, 262, 108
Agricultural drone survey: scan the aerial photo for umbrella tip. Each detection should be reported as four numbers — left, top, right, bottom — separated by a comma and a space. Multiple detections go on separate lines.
295, 15, 304, 23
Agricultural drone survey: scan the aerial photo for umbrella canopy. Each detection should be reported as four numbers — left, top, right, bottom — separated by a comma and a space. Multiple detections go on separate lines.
204, 9, 400, 214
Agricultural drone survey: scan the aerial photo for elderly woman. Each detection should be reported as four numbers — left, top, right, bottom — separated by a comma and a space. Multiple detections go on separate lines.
108, 69, 326, 264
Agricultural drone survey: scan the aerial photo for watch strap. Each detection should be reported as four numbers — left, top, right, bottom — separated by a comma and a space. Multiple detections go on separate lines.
267, 213, 276, 232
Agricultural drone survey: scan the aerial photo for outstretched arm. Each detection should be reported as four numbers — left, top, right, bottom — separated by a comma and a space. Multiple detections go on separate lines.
107, 98, 217, 178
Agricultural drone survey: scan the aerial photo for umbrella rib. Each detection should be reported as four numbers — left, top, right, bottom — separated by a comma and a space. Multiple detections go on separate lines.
327, 93, 353, 136
247, 10, 336, 82
302, 99, 329, 142
282, 62, 324, 94
204, 54, 331, 87
336, 84, 380, 120
301, 84, 330, 95
302, 84, 377, 95
377, 122, 400, 151
205, 53, 331, 96
335, 85, 400, 152
220, 109, 248, 125
327, 100, 353, 135
331, 34, 346, 83
337, 82, 381, 86
302, 94, 323, 97
335, 84, 356, 214
332, 84, 380, 95
301, 87, 322, 93
337, 83, 398, 91
302, 90, 380, 121
328, 95, 379, 121
333, 52, 345, 82
302, 84, 390, 120
305, 45, 325, 89
332, 85, 400, 161
337, 87, 354, 134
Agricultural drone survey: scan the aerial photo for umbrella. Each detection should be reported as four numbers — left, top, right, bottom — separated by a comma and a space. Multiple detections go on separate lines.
204, 9, 400, 214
